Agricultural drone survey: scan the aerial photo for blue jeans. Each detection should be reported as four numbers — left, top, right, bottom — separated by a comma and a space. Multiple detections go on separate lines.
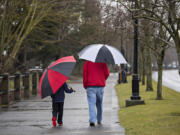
86, 87, 104, 123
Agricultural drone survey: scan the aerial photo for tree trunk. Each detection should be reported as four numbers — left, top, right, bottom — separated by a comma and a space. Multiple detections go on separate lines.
138, 50, 142, 82
156, 50, 165, 100
175, 39, 180, 74
24, 46, 28, 71
142, 48, 145, 85
143, 0, 153, 90
139, 46, 145, 85
157, 59, 163, 100
145, 48, 153, 91
177, 50, 180, 75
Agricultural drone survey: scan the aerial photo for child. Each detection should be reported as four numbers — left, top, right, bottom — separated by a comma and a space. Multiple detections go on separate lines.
51, 82, 74, 127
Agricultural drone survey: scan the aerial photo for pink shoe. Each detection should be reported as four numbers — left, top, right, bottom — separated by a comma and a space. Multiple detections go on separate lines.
52, 117, 57, 127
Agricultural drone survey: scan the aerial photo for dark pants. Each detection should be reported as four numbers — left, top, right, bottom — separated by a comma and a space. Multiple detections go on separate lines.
52, 102, 64, 124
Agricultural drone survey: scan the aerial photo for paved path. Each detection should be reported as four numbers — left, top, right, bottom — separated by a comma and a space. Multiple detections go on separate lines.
152, 70, 180, 93
0, 73, 125, 135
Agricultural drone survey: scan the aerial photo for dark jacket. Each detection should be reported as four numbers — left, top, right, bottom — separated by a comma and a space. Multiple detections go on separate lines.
51, 82, 73, 103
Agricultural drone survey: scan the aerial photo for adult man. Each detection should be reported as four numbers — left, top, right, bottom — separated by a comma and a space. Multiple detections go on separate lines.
83, 61, 109, 127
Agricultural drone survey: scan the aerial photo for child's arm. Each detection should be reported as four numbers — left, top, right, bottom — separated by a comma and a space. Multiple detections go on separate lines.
63, 83, 74, 93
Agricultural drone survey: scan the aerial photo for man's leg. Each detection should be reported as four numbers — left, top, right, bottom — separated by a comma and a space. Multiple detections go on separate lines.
86, 87, 96, 124
96, 87, 104, 124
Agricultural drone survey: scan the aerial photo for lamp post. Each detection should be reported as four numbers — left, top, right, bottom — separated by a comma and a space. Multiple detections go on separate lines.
131, 0, 140, 100
126, 0, 144, 106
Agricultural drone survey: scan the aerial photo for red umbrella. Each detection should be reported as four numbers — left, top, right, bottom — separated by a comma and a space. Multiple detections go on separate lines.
39, 56, 76, 98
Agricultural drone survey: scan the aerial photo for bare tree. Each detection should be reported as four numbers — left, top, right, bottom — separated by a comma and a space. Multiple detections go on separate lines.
142, 0, 153, 91
0, 0, 54, 72
138, 37, 146, 85
0, 0, 83, 72
138, 0, 180, 74
152, 23, 171, 99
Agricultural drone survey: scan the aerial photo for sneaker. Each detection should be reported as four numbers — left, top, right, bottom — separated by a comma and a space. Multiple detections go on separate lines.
90, 123, 95, 127
97, 121, 101, 125
52, 117, 57, 127
58, 122, 63, 126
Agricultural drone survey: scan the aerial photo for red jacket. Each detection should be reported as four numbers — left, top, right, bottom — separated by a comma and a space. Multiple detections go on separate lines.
83, 61, 109, 89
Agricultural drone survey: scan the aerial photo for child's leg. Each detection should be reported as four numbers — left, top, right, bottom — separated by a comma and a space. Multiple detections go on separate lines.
52, 102, 58, 127
52, 102, 58, 118
57, 102, 64, 124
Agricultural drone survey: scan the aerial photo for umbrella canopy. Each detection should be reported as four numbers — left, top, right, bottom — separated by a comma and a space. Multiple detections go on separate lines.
39, 56, 76, 99
78, 44, 127, 65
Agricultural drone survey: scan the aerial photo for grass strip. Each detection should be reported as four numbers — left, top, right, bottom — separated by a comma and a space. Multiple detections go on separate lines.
115, 76, 180, 135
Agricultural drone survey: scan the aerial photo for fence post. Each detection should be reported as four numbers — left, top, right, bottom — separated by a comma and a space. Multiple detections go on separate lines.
1, 73, 9, 108
38, 71, 43, 81
32, 72, 37, 95
14, 72, 21, 100
24, 72, 30, 99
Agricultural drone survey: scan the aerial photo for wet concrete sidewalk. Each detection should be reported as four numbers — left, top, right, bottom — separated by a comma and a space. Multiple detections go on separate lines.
0, 73, 125, 135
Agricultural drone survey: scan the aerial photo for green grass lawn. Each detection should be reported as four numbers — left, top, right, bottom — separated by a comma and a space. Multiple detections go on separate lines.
115, 76, 180, 135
